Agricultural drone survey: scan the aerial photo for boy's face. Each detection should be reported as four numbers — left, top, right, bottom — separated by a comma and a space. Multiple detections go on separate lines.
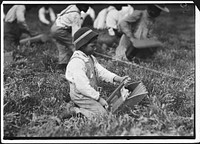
83, 39, 97, 55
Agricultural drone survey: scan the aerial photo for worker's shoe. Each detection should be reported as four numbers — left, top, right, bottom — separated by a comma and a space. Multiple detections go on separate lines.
58, 102, 77, 120
4, 51, 14, 67
125, 47, 139, 61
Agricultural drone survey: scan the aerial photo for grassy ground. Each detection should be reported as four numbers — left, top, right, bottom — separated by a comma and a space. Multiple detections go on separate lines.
3, 4, 195, 138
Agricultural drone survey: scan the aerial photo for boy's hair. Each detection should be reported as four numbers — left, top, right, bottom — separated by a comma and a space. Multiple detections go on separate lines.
73, 27, 98, 50
79, 36, 98, 51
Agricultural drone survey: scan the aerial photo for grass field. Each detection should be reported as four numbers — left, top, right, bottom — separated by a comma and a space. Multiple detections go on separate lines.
3, 3, 195, 139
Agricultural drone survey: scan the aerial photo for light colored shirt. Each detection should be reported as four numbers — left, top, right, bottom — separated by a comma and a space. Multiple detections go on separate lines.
66, 50, 117, 100
81, 6, 95, 21
106, 8, 119, 30
106, 5, 134, 35
56, 5, 82, 36
93, 6, 115, 30
5, 5, 26, 23
38, 6, 56, 25
118, 9, 155, 39
4, 5, 30, 32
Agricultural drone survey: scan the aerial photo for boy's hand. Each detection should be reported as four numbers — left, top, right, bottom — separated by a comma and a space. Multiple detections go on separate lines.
98, 97, 109, 109
114, 76, 131, 83
121, 76, 131, 83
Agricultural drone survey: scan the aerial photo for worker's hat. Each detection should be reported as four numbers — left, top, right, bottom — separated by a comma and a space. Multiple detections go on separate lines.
154, 4, 170, 13
73, 27, 98, 50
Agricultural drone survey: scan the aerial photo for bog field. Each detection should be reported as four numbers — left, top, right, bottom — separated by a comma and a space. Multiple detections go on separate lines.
3, 4, 195, 139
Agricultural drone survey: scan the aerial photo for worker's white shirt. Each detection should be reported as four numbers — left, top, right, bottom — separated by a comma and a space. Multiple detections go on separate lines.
38, 7, 56, 25
106, 8, 120, 30
106, 5, 134, 36
81, 6, 95, 21
56, 5, 82, 36
93, 6, 115, 30
5, 5, 26, 23
86, 6, 95, 21
120, 5, 134, 20
66, 50, 117, 100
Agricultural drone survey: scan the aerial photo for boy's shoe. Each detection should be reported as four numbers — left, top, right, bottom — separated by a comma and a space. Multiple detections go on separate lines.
58, 102, 77, 120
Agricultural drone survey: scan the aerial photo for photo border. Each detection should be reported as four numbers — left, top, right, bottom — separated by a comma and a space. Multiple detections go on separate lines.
1, 1, 199, 143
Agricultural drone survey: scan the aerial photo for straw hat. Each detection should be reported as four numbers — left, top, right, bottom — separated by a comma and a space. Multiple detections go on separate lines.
154, 4, 170, 13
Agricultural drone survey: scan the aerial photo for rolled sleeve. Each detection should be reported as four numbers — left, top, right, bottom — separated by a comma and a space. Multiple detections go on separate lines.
93, 57, 117, 83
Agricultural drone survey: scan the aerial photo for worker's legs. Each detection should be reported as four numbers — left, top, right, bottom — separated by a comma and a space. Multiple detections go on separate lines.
125, 46, 139, 61
73, 98, 108, 119
51, 24, 75, 66
59, 98, 108, 120
54, 41, 73, 65
114, 34, 140, 61
114, 34, 132, 61
4, 22, 22, 66
4, 22, 21, 52
68, 83, 108, 119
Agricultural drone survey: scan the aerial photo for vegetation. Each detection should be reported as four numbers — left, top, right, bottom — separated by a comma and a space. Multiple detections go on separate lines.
3, 4, 195, 138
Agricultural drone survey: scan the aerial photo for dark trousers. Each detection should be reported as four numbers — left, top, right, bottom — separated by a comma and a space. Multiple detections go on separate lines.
4, 21, 22, 52
50, 23, 74, 65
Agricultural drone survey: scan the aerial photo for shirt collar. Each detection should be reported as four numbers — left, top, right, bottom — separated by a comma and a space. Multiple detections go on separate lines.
72, 50, 90, 62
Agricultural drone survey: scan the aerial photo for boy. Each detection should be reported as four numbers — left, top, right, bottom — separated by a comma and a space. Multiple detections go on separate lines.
64, 27, 130, 119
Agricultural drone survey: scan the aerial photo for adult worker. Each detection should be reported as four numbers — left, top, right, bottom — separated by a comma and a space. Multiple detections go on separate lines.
50, 4, 89, 70
114, 4, 170, 61
4, 4, 37, 64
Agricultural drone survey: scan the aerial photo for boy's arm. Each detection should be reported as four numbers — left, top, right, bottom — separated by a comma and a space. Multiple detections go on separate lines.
93, 56, 131, 84
92, 56, 117, 83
